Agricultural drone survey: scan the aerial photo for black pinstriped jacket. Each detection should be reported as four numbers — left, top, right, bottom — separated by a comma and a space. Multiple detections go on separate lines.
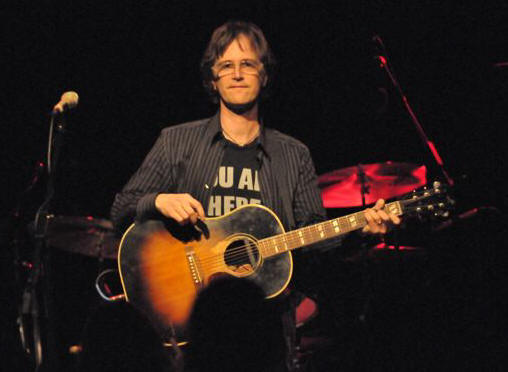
110, 112, 327, 237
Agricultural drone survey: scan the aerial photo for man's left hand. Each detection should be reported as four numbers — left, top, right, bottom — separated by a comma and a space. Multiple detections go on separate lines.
362, 199, 401, 235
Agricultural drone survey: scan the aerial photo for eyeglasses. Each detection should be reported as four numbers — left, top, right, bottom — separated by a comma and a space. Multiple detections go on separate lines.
213, 59, 263, 79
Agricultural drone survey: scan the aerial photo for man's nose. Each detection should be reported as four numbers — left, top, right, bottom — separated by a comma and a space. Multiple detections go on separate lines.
233, 65, 244, 80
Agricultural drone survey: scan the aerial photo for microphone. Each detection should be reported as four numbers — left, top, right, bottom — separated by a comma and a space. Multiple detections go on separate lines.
374, 55, 388, 68
47, 91, 79, 172
52, 91, 79, 114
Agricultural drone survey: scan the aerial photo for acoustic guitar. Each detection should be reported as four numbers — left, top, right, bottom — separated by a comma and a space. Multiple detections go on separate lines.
118, 182, 450, 342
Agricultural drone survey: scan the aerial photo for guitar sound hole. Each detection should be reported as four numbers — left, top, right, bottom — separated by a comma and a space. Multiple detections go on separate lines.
224, 238, 259, 273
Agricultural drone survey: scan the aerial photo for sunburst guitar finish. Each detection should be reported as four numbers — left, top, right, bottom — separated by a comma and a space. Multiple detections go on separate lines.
118, 205, 291, 342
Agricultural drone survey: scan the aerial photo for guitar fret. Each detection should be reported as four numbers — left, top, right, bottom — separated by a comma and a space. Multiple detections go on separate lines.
349, 214, 358, 228
272, 236, 282, 254
260, 201, 405, 258
328, 220, 337, 236
298, 230, 305, 245
339, 216, 349, 232
318, 224, 325, 238
356, 211, 367, 226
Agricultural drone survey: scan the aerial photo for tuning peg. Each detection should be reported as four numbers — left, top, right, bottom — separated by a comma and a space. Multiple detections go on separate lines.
431, 181, 443, 194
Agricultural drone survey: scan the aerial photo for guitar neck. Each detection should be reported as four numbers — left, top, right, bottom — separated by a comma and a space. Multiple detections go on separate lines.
258, 201, 403, 258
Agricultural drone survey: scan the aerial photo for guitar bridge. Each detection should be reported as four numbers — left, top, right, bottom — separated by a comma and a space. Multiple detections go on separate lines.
184, 246, 203, 288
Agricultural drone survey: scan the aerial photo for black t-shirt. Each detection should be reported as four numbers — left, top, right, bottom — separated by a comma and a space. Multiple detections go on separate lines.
206, 140, 262, 217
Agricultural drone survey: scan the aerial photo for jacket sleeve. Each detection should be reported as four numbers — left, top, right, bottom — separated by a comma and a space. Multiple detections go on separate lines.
292, 145, 327, 228
292, 145, 348, 253
110, 131, 175, 234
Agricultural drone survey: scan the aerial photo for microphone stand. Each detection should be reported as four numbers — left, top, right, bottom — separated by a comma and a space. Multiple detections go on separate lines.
21, 111, 69, 371
372, 36, 453, 315
373, 35, 454, 187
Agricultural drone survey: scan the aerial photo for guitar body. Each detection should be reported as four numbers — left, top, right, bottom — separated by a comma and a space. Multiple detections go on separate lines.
118, 204, 292, 342
117, 183, 450, 343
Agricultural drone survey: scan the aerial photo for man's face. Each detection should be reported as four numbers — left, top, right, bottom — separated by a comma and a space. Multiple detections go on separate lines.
212, 34, 266, 108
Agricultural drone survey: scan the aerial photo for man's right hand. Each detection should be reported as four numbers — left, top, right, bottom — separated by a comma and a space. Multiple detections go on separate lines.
155, 193, 205, 225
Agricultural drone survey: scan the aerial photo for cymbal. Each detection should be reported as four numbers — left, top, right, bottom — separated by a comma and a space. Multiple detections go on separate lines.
319, 162, 427, 208
46, 216, 119, 259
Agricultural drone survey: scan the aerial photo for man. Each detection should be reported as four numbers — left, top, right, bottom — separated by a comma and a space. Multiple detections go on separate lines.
110, 20, 399, 369
110, 20, 397, 235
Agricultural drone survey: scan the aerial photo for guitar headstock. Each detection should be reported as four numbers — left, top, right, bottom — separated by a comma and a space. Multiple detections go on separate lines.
399, 181, 454, 220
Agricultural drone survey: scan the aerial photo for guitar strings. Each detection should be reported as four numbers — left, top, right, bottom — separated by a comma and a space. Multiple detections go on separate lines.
198, 240, 262, 269
196, 238, 286, 270
196, 219, 360, 268
199, 241, 259, 272
198, 233, 325, 272
190, 205, 409, 270
195, 219, 364, 271
195, 223, 320, 267
199, 215, 366, 265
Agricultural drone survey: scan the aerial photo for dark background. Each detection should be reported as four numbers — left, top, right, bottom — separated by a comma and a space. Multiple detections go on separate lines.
2, 0, 508, 370
2, 0, 508, 217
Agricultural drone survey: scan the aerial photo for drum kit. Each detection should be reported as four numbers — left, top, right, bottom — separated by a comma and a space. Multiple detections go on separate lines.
45, 215, 119, 260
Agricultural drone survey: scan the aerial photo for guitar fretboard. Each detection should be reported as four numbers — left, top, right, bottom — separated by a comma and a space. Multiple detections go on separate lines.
258, 201, 403, 258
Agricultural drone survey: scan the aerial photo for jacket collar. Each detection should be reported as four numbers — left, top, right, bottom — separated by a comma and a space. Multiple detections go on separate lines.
205, 110, 270, 159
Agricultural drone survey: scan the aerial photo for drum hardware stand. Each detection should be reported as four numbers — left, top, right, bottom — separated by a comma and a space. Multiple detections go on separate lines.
19, 108, 71, 371
356, 164, 377, 324
356, 164, 405, 324
357, 164, 370, 208
5, 161, 45, 362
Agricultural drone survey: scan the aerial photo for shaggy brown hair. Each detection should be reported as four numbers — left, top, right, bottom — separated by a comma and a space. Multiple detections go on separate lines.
200, 20, 276, 103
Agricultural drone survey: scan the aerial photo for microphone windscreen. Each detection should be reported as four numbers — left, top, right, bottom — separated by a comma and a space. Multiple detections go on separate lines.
53, 91, 79, 114
60, 91, 79, 109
